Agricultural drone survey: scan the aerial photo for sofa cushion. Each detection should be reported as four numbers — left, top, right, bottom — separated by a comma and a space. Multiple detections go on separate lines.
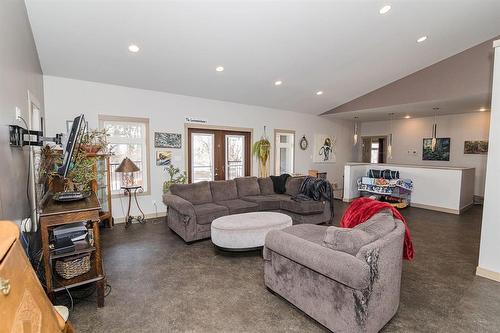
241, 195, 281, 210
323, 227, 375, 255
354, 209, 396, 238
210, 180, 238, 202
216, 199, 259, 214
280, 198, 325, 215
258, 177, 274, 195
170, 181, 212, 205
285, 176, 306, 196
282, 224, 328, 245
235, 177, 261, 197
193, 203, 229, 225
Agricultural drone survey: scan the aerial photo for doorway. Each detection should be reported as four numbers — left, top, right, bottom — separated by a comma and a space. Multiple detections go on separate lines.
361, 136, 387, 164
188, 128, 251, 183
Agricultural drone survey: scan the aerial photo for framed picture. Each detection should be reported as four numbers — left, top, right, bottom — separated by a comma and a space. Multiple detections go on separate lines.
423, 138, 451, 161
156, 150, 172, 166
464, 140, 488, 154
154, 132, 181, 148
313, 134, 336, 163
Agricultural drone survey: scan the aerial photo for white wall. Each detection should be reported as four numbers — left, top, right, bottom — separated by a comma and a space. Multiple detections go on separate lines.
359, 112, 490, 196
478, 40, 500, 279
43, 76, 355, 220
0, 1, 44, 221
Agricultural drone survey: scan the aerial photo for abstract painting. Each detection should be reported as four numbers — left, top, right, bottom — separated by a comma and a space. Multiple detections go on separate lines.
156, 150, 172, 166
464, 140, 488, 154
154, 132, 181, 148
422, 137, 451, 161
313, 134, 336, 163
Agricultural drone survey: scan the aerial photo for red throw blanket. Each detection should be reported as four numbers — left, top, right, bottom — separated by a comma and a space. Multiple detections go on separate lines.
340, 198, 414, 260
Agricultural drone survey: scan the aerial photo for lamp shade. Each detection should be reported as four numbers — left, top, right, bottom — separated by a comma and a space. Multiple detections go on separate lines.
115, 157, 140, 173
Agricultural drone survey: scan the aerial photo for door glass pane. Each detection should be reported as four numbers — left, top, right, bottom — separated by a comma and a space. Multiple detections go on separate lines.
225, 135, 244, 180
371, 142, 379, 164
192, 133, 214, 182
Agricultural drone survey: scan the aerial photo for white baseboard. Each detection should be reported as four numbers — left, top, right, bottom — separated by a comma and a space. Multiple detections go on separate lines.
114, 212, 166, 224
476, 266, 500, 282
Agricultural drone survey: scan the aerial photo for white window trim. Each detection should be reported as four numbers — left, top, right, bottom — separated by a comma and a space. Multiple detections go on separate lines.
98, 115, 151, 197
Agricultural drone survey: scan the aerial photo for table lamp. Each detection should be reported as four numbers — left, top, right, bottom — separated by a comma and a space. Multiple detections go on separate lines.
115, 157, 140, 187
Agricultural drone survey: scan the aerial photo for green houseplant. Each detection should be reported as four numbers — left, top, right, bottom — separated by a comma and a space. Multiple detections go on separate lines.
163, 164, 187, 193
253, 127, 271, 177
67, 153, 97, 192
80, 129, 109, 154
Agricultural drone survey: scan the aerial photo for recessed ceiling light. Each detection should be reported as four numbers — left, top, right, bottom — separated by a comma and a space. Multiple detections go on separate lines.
417, 36, 428, 43
316, 91, 323, 96
128, 44, 140, 53
274, 80, 283, 86
405, 115, 411, 119
479, 107, 487, 112
216, 66, 224, 72
379, 5, 391, 14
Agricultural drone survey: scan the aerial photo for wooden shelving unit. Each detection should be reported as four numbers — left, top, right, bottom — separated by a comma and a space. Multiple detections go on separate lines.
39, 192, 106, 307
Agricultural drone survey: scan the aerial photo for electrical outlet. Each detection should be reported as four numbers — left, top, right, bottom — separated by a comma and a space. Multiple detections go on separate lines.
15, 107, 21, 120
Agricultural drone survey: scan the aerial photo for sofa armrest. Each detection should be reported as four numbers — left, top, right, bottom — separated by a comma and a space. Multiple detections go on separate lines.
163, 194, 195, 219
265, 230, 370, 290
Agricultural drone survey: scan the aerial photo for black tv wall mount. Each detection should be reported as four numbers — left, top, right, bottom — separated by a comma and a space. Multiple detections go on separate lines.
9, 125, 62, 147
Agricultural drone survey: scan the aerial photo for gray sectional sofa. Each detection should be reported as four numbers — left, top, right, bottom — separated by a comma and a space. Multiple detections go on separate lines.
263, 209, 405, 333
163, 176, 333, 243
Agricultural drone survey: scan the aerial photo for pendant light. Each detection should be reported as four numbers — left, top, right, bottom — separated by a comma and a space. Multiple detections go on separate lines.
431, 107, 439, 152
353, 117, 359, 145
387, 113, 394, 160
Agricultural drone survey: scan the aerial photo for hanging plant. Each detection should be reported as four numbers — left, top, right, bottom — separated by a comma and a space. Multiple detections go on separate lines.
253, 126, 271, 177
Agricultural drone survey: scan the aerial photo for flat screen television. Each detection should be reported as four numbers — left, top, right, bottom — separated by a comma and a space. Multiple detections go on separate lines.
57, 114, 85, 178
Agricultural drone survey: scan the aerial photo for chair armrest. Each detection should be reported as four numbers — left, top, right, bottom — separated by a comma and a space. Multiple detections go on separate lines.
265, 230, 370, 290
163, 194, 195, 217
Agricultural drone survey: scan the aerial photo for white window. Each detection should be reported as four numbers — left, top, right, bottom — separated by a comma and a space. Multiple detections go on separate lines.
99, 116, 150, 194
274, 131, 295, 175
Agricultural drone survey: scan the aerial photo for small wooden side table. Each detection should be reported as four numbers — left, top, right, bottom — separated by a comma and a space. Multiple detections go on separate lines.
121, 185, 145, 228
39, 192, 106, 307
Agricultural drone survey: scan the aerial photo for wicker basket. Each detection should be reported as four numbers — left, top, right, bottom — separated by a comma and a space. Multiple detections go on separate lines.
55, 254, 91, 279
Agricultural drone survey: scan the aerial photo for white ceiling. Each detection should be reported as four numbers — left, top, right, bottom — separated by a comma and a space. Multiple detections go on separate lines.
26, 0, 500, 115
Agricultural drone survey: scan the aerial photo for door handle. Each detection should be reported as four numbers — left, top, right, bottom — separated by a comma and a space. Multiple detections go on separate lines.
0, 277, 10, 295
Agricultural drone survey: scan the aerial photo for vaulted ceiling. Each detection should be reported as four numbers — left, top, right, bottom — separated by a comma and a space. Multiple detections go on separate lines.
26, 0, 500, 115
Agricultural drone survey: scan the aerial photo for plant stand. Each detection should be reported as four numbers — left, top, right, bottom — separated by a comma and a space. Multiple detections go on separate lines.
121, 185, 145, 228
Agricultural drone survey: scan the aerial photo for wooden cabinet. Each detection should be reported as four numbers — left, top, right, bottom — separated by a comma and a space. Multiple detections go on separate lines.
39, 193, 106, 307
0, 221, 73, 333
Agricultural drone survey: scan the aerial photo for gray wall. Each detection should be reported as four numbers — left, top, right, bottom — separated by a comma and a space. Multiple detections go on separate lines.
0, 0, 44, 221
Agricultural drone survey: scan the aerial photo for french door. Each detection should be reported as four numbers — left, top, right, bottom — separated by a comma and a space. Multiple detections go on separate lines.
188, 128, 251, 183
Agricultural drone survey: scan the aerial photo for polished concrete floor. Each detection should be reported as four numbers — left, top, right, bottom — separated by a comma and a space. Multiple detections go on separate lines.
67, 202, 500, 332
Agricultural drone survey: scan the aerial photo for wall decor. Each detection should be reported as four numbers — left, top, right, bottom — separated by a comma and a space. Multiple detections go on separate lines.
464, 140, 488, 154
313, 134, 336, 163
299, 135, 309, 150
423, 137, 450, 161
154, 132, 181, 148
156, 150, 172, 166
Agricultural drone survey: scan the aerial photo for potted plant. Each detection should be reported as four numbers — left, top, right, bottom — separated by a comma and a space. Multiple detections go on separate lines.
80, 129, 109, 154
66, 153, 97, 192
253, 127, 271, 177
163, 164, 187, 193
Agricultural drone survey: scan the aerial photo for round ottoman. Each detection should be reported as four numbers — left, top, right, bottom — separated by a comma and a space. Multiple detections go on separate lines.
211, 212, 292, 251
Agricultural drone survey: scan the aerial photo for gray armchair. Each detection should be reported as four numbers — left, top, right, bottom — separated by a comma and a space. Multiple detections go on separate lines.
263, 211, 405, 333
